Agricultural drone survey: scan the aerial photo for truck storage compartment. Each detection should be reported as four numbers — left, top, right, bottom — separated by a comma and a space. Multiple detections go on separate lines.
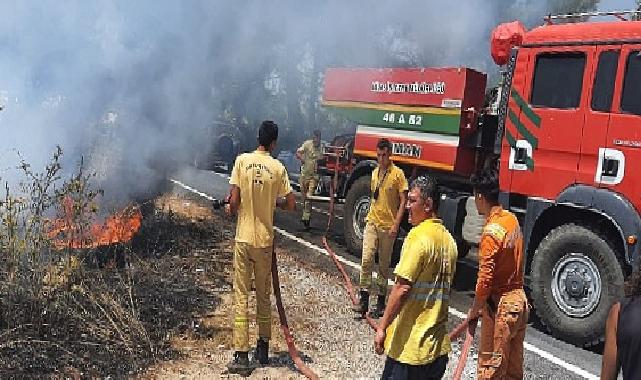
322, 67, 487, 176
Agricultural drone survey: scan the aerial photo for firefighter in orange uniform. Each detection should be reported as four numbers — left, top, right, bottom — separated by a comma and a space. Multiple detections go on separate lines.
467, 168, 529, 379
225, 120, 296, 374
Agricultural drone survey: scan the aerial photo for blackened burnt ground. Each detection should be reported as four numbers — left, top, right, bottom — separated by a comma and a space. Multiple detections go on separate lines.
0, 194, 231, 378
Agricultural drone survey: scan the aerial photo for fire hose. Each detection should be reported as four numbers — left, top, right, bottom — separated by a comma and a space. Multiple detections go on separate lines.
321, 153, 379, 330
319, 150, 476, 379
271, 247, 319, 380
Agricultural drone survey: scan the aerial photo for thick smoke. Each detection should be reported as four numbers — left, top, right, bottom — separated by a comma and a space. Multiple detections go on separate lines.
0, 0, 610, 206
597, 0, 639, 10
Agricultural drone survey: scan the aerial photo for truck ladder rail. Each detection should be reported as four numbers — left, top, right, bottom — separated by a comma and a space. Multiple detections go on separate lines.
544, 10, 641, 24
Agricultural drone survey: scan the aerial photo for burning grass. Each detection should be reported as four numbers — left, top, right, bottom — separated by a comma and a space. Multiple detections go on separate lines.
0, 148, 231, 377
49, 201, 143, 251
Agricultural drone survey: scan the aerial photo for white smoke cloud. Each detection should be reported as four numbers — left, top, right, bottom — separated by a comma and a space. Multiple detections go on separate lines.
598, 0, 638, 11
0, 0, 585, 206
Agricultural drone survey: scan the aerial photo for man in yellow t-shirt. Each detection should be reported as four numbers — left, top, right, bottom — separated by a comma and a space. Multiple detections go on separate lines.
355, 138, 408, 318
374, 175, 458, 379
296, 129, 322, 230
225, 120, 296, 374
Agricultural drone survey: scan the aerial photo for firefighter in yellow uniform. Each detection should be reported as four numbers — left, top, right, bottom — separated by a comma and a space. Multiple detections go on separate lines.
374, 175, 458, 379
296, 129, 322, 230
355, 138, 408, 318
467, 169, 528, 379
225, 120, 296, 374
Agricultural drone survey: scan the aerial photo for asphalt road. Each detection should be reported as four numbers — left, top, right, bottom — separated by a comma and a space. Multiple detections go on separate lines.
169, 165, 605, 380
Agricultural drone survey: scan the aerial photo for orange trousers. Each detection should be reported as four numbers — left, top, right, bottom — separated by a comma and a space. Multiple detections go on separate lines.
478, 288, 529, 379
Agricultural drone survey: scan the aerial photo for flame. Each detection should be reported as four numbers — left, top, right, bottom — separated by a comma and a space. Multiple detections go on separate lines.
49, 199, 142, 250
91, 206, 142, 247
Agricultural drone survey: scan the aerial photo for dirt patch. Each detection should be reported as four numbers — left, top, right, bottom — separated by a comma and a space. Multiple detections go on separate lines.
139, 194, 388, 379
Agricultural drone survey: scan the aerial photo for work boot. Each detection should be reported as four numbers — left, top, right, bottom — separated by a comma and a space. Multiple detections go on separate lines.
255, 337, 269, 365
352, 290, 369, 315
227, 351, 254, 375
372, 295, 386, 318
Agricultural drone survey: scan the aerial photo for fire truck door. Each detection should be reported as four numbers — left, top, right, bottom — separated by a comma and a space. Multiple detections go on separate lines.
499, 48, 531, 193
508, 46, 596, 200
578, 46, 621, 186
600, 45, 641, 213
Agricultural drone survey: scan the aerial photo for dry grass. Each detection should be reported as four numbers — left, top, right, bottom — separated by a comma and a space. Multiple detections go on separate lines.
0, 149, 230, 378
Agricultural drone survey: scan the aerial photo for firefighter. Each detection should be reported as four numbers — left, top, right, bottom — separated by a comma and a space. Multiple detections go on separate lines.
355, 138, 408, 318
467, 168, 529, 379
296, 129, 322, 230
374, 175, 457, 379
225, 120, 296, 373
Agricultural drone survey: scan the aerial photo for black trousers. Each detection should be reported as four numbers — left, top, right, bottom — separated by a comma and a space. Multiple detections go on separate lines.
381, 354, 448, 380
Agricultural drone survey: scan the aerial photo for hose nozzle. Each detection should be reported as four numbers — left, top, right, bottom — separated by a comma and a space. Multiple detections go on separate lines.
212, 198, 229, 210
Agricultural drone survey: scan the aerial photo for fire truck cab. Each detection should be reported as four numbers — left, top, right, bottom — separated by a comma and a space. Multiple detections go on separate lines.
497, 14, 641, 346
321, 11, 641, 347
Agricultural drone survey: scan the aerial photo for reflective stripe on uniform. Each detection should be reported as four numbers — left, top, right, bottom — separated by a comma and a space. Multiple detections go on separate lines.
483, 223, 508, 241
410, 280, 450, 302
414, 280, 451, 289
411, 293, 450, 301
234, 316, 249, 325
411, 281, 450, 301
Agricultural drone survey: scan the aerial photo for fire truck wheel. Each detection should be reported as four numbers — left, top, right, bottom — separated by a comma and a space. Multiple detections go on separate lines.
530, 223, 624, 347
343, 176, 372, 256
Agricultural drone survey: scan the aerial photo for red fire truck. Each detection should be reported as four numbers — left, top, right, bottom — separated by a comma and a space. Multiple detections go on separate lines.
320, 11, 641, 347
